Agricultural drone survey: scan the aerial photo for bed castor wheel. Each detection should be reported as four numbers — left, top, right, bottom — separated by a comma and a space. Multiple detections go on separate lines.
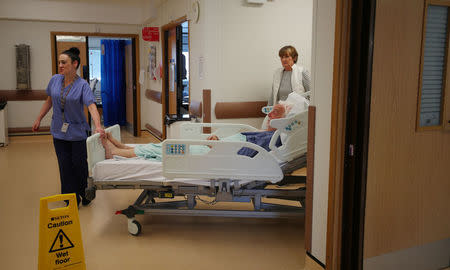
128, 218, 142, 236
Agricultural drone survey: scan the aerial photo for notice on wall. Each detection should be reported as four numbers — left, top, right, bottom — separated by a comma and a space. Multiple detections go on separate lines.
142, 27, 159, 42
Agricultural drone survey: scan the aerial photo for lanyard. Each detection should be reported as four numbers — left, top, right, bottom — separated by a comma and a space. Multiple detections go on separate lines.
60, 75, 78, 122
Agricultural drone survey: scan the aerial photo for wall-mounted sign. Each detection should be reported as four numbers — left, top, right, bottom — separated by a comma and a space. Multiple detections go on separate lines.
142, 27, 159, 42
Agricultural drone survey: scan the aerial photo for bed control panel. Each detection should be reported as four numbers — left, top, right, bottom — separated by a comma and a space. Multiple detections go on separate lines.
166, 144, 186, 155
285, 120, 301, 131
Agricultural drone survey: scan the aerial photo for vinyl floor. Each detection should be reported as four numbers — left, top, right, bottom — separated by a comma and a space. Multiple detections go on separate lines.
0, 130, 308, 270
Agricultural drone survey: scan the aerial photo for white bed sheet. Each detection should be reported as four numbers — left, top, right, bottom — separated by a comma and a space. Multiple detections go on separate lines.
92, 158, 265, 186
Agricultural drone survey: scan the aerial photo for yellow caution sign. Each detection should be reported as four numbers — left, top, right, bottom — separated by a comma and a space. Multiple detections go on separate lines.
38, 194, 86, 270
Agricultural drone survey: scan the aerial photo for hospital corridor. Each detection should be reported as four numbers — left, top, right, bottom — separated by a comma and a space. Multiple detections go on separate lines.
1, 0, 450, 269
0, 130, 311, 270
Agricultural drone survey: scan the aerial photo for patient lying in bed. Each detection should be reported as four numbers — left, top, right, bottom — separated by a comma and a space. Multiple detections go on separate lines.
101, 129, 282, 160
101, 104, 287, 161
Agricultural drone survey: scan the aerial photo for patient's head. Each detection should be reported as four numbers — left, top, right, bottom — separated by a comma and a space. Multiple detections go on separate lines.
267, 104, 287, 131
268, 104, 286, 120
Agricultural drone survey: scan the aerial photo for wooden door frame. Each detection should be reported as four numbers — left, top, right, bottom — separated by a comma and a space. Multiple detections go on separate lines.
50, 31, 141, 137
325, 0, 351, 267
326, 0, 376, 269
160, 16, 188, 139
339, 0, 376, 269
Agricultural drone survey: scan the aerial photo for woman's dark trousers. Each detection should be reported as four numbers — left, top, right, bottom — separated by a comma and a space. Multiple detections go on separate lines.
53, 138, 88, 205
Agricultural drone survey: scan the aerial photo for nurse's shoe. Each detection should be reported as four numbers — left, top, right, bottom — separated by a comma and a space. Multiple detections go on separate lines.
81, 197, 91, 206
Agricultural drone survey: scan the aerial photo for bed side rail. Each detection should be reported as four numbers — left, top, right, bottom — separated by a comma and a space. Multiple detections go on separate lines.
162, 139, 283, 181
180, 123, 258, 139
268, 110, 308, 162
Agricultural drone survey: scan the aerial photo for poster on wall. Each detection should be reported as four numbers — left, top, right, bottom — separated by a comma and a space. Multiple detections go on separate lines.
148, 45, 157, 81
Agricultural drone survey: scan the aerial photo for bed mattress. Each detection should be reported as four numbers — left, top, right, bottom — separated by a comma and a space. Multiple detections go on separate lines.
92, 157, 265, 186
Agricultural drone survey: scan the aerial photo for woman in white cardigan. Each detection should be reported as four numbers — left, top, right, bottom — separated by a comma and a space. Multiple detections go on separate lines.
268, 46, 305, 106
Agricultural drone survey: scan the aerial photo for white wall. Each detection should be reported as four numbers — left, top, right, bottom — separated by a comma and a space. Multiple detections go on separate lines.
0, 0, 149, 25
310, 0, 336, 264
0, 19, 139, 128
141, 0, 313, 135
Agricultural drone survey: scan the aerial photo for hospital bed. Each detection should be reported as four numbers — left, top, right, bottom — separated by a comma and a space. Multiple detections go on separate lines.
85, 104, 308, 236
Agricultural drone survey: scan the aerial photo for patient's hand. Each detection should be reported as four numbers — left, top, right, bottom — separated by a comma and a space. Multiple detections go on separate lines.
207, 135, 219, 140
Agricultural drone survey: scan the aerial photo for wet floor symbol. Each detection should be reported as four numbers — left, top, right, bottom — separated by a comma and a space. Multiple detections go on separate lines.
49, 229, 74, 253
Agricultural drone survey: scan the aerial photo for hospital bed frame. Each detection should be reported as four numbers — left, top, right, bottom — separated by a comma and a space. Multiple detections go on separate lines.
85, 109, 308, 236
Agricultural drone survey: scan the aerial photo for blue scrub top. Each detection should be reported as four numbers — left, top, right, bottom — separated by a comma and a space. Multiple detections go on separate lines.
46, 74, 95, 141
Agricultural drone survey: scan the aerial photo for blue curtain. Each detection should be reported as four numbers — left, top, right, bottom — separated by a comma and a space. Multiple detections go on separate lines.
101, 40, 126, 127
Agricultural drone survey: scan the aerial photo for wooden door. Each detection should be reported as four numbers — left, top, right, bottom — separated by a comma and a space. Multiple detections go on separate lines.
124, 42, 134, 133
363, 0, 450, 268
168, 28, 177, 115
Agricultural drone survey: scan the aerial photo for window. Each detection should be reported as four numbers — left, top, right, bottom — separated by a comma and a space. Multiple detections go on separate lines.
418, 2, 450, 130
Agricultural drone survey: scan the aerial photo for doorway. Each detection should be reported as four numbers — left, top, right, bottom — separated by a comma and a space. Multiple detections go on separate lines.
51, 32, 141, 136
161, 19, 189, 138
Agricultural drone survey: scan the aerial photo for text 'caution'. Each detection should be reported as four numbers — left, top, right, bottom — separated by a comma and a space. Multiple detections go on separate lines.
38, 194, 86, 270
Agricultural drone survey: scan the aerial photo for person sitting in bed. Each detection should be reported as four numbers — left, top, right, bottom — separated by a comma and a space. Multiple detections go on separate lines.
100, 104, 288, 160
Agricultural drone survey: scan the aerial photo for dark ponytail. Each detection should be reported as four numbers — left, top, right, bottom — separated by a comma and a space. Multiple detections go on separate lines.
62, 47, 81, 69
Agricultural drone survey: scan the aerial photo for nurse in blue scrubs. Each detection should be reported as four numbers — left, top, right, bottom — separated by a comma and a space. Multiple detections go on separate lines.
32, 47, 104, 206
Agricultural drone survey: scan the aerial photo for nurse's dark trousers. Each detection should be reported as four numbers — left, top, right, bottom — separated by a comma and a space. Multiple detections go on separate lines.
53, 138, 88, 205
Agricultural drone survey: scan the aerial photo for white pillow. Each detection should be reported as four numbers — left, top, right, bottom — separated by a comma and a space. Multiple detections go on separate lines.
279, 92, 309, 117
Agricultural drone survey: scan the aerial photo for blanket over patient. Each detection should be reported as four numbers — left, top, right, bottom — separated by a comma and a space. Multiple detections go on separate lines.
133, 131, 281, 160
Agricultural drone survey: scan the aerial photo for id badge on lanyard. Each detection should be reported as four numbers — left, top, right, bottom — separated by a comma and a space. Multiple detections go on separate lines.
60, 76, 77, 133
61, 123, 69, 133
